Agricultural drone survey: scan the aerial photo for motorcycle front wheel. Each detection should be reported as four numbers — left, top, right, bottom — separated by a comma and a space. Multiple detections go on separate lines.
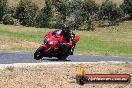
34, 46, 44, 60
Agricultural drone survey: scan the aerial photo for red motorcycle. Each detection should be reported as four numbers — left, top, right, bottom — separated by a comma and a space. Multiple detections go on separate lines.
34, 30, 80, 60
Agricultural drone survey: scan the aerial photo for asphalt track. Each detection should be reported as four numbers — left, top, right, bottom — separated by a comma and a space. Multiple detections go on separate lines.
0, 52, 132, 64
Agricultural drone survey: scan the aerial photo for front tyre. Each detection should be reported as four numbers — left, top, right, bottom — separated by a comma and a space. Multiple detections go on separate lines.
34, 46, 44, 60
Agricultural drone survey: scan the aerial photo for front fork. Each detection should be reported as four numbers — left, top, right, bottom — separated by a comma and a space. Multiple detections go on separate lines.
70, 46, 75, 55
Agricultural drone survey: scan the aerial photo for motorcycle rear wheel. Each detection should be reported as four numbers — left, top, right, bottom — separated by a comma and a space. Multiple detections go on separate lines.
58, 54, 69, 60
34, 46, 44, 60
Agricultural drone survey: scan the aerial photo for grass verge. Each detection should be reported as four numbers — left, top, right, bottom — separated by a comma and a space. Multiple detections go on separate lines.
0, 21, 132, 57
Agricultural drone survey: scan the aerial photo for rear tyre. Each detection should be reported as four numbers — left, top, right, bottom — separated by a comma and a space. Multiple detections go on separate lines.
34, 46, 44, 60
58, 54, 69, 60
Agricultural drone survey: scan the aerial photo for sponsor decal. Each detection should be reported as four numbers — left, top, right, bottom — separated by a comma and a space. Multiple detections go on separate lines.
76, 65, 131, 85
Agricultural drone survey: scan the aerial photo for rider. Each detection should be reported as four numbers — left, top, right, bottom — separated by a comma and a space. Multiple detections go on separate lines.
60, 24, 76, 55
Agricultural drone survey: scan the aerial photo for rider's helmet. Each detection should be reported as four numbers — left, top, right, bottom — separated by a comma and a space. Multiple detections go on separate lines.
62, 24, 70, 33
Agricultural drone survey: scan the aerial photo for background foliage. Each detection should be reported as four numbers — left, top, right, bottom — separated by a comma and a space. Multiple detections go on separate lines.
15, 0, 39, 26
0, 0, 7, 21
0, 0, 131, 30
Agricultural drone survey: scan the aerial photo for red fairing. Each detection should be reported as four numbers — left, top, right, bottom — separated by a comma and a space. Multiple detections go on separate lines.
42, 29, 80, 53
68, 41, 73, 47
75, 36, 80, 43
42, 44, 49, 52
68, 36, 80, 47
34, 29, 80, 60
59, 37, 66, 43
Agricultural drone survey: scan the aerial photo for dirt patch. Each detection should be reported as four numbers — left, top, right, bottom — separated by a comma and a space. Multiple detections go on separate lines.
0, 62, 131, 88
0, 37, 41, 50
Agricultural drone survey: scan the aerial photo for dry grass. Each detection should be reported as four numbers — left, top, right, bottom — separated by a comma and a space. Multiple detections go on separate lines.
0, 35, 41, 51
0, 24, 50, 33
5, 66, 15, 72
95, 0, 123, 5
7, 0, 123, 8
0, 62, 132, 88
7, 0, 45, 8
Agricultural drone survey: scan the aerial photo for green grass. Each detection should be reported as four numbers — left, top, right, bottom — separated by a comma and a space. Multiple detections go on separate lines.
0, 25, 51, 43
0, 21, 132, 57
76, 32, 132, 57
0, 28, 43, 43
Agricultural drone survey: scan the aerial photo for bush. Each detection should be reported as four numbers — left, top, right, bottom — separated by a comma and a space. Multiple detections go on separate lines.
54, 21, 63, 29
99, 0, 124, 25
15, 0, 39, 26
35, 0, 52, 28
121, 0, 132, 19
0, 0, 7, 21
5, 6, 16, 16
77, 0, 99, 30
2, 14, 14, 25
49, 0, 70, 29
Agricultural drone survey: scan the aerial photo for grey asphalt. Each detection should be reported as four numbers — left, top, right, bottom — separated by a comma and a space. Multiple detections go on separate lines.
0, 52, 132, 64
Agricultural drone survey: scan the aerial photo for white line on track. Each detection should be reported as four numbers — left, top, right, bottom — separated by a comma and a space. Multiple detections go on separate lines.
0, 61, 126, 69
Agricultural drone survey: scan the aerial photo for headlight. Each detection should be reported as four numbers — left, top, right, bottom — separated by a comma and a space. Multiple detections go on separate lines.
49, 41, 54, 45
